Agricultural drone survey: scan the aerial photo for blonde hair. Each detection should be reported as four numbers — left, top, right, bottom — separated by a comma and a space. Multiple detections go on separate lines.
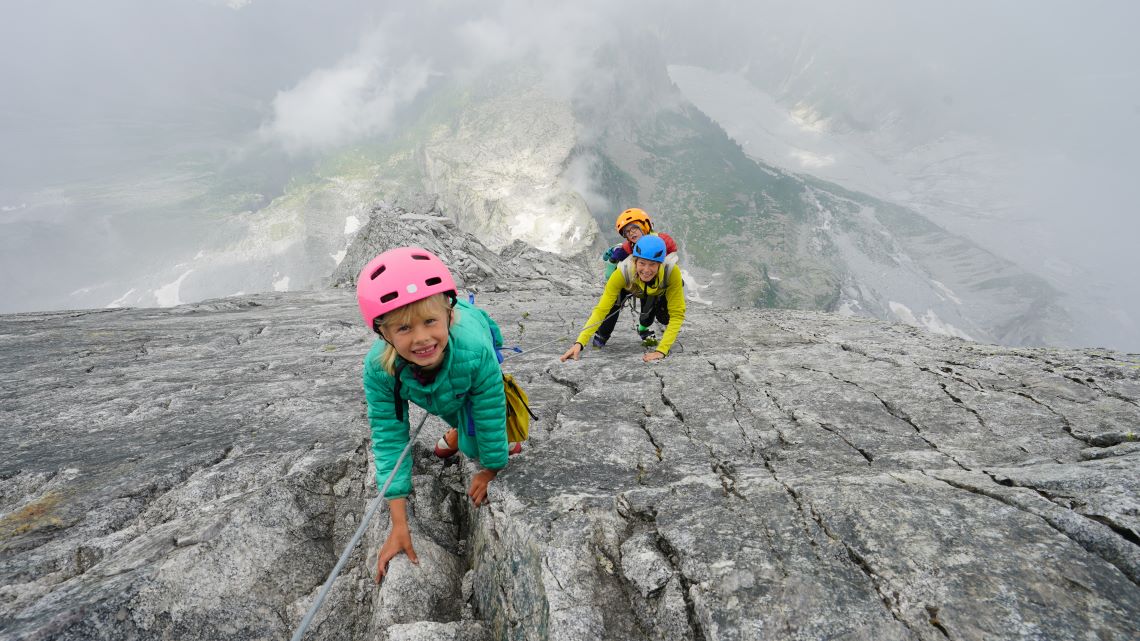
374, 293, 455, 375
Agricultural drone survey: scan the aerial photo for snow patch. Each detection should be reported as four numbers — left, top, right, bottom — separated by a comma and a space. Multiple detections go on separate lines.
679, 268, 715, 306
273, 274, 290, 292
921, 309, 973, 341
889, 301, 919, 325
930, 280, 962, 305
890, 301, 972, 341
331, 249, 348, 265
107, 288, 137, 308
343, 215, 362, 235
155, 270, 194, 307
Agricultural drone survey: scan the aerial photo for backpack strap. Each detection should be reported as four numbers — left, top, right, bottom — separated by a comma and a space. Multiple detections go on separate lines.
392, 361, 408, 423
662, 252, 679, 288
465, 397, 476, 437
490, 325, 506, 365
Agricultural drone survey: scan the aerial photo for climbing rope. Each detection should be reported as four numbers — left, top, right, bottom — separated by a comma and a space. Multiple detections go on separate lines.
501, 296, 638, 361
291, 411, 430, 641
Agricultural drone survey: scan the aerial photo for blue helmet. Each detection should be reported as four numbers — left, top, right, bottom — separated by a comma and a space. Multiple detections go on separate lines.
632, 235, 667, 262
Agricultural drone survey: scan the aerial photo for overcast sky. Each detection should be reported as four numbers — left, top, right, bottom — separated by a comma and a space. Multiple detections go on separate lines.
2, 0, 1137, 347
5, 1, 1136, 162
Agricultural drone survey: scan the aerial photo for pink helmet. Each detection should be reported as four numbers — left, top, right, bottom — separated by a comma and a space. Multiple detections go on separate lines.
356, 247, 457, 330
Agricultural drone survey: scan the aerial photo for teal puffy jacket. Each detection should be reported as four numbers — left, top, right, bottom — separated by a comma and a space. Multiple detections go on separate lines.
362, 300, 508, 499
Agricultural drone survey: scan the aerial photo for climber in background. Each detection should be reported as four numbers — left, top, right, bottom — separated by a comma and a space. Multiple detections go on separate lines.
356, 247, 518, 584
597, 208, 679, 347
563, 234, 686, 363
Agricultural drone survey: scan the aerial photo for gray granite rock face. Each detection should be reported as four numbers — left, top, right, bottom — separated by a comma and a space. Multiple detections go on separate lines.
327, 197, 598, 299
3, 193, 1139, 641
2, 288, 1137, 641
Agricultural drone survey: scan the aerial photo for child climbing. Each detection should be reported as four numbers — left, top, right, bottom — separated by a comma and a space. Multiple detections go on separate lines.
597, 208, 679, 347
356, 246, 518, 584
564, 235, 686, 363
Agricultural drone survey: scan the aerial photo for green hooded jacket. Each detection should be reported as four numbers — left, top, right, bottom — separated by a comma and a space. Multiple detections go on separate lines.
362, 300, 508, 499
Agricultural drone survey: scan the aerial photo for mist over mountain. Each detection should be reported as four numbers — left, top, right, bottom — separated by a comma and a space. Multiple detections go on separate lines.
1, 1, 1136, 350
657, 2, 1140, 350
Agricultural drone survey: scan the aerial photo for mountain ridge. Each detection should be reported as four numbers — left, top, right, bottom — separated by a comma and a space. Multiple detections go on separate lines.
346, 48, 1072, 347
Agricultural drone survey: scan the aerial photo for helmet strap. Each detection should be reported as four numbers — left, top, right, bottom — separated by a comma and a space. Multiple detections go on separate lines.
375, 324, 393, 348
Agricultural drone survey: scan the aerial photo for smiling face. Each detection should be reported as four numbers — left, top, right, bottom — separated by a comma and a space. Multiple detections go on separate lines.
634, 257, 660, 283
378, 294, 453, 370
621, 223, 645, 244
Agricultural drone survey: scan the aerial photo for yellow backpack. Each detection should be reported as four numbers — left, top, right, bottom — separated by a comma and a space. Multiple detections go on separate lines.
502, 373, 536, 442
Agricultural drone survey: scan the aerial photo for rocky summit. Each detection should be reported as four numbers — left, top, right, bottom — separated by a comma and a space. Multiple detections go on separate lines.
1, 208, 1138, 641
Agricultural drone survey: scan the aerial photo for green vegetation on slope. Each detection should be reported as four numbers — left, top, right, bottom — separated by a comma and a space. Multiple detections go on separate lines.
625, 105, 839, 309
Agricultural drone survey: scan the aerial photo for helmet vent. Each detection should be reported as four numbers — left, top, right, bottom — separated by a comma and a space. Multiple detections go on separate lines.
370, 264, 387, 280
411, 254, 430, 261
425, 276, 442, 286
380, 292, 399, 303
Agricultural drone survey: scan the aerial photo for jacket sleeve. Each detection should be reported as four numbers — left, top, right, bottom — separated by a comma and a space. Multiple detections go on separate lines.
469, 348, 509, 470
656, 264, 687, 355
362, 356, 414, 499
660, 232, 678, 255
611, 244, 630, 262
576, 268, 628, 346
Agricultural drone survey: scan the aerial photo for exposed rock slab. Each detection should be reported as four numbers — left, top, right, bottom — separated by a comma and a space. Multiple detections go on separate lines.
2, 289, 1138, 640
328, 197, 598, 298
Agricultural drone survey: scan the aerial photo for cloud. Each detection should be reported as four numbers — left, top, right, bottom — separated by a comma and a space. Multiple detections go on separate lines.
6, 0, 1138, 348
260, 36, 433, 153
257, 0, 667, 152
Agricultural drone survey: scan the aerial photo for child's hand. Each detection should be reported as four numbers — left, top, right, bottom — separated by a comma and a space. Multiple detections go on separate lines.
643, 351, 665, 362
467, 469, 498, 506
560, 343, 583, 362
376, 503, 418, 585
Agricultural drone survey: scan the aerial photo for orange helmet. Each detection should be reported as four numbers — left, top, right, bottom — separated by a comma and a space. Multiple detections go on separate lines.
615, 208, 652, 235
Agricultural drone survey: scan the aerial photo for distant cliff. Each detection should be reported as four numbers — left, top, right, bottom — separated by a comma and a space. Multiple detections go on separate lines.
342, 54, 1072, 348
